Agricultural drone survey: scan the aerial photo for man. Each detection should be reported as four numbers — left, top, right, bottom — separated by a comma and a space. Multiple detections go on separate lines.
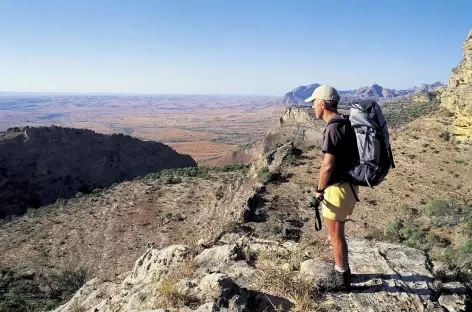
304, 85, 359, 291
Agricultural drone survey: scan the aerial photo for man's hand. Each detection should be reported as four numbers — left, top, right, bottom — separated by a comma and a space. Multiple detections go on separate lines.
315, 191, 324, 201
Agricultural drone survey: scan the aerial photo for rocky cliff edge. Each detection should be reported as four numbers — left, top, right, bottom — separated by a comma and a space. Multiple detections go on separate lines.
440, 29, 472, 142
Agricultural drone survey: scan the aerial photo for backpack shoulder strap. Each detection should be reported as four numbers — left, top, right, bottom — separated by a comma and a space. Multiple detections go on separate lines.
326, 115, 350, 127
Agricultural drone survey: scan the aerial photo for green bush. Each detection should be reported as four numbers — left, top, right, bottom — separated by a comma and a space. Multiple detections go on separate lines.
386, 220, 404, 239
427, 199, 450, 217
282, 154, 297, 166
427, 198, 471, 228
258, 167, 279, 184
400, 204, 419, 218
426, 199, 465, 217
48, 268, 88, 301
145, 165, 249, 181
222, 221, 239, 233
271, 226, 282, 235
305, 145, 319, 151
455, 159, 466, 164
439, 247, 458, 267
462, 239, 472, 254
466, 218, 472, 235
439, 131, 450, 141
0, 267, 87, 312
385, 220, 449, 249
237, 143, 252, 150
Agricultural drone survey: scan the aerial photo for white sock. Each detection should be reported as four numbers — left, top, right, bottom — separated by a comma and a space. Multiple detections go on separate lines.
335, 265, 348, 273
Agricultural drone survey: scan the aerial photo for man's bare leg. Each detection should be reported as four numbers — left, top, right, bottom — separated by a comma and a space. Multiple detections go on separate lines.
324, 217, 348, 270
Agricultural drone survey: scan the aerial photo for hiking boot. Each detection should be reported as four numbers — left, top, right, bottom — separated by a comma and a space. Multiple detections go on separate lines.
315, 268, 351, 292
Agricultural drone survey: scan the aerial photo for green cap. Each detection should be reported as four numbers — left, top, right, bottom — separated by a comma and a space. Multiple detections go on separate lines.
304, 84, 340, 103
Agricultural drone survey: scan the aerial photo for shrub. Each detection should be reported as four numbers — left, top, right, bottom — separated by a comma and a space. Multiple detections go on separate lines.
305, 145, 319, 151
385, 220, 449, 249
439, 247, 458, 267
48, 268, 88, 300
427, 199, 454, 217
222, 221, 239, 233
462, 239, 472, 254
0, 267, 88, 312
237, 143, 252, 150
258, 167, 279, 184
465, 218, 472, 235
282, 154, 297, 166
439, 131, 450, 141
271, 226, 282, 235
400, 204, 419, 218
386, 220, 404, 240
146, 165, 249, 181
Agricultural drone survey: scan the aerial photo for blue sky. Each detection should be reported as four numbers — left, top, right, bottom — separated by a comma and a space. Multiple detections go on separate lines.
1, 0, 471, 95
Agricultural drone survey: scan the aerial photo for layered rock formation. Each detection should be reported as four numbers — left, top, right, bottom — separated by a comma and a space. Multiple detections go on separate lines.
52, 234, 468, 312
263, 106, 323, 152
440, 29, 472, 142
0, 126, 196, 218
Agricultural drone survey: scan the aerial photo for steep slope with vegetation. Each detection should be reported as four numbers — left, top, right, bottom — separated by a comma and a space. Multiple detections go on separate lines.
0, 126, 197, 218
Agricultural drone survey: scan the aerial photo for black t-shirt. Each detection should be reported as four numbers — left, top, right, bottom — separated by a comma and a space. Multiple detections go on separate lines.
322, 115, 358, 186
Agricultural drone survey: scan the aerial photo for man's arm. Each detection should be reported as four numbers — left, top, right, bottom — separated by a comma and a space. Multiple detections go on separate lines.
316, 152, 336, 199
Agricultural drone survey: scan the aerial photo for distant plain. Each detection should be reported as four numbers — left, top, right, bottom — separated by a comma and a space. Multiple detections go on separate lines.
0, 93, 284, 163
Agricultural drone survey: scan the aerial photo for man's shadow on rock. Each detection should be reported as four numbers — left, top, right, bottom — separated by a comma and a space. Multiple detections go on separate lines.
350, 274, 468, 296
250, 290, 294, 311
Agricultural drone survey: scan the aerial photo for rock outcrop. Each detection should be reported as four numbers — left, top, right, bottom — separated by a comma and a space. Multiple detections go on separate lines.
52, 234, 468, 312
0, 126, 196, 218
412, 91, 439, 103
440, 29, 472, 142
263, 106, 323, 152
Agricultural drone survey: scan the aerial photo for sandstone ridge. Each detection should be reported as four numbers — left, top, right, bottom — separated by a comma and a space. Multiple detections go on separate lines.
440, 29, 472, 142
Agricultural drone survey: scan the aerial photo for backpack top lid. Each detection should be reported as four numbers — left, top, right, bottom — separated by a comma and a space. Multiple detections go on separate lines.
351, 99, 377, 111
349, 100, 379, 128
349, 99, 391, 148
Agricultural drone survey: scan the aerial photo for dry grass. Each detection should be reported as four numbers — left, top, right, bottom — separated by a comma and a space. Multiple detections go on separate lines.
156, 276, 201, 309
155, 256, 201, 309
255, 251, 335, 312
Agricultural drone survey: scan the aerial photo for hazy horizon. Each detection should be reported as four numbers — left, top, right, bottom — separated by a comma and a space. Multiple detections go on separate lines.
2, 0, 471, 95
0, 80, 447, 97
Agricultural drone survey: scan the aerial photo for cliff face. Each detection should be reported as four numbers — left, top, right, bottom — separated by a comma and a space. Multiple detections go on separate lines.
0, 126, 196, 218
440, 30, 472, 141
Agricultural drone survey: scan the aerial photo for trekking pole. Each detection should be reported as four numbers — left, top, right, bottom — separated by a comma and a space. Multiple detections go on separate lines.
309, 196, 322, 231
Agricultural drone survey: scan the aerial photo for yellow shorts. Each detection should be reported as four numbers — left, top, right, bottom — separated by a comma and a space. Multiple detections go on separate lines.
321, 182, 358, 222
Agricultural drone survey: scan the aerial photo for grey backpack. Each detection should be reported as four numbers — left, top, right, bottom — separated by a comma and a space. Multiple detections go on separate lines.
348, 100, 395, 187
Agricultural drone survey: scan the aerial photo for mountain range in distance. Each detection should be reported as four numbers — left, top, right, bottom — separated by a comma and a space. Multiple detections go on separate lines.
283, 81, 445, 105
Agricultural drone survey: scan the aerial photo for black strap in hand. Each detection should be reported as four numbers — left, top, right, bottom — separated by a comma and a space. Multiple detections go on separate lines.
309, 197, 322, 231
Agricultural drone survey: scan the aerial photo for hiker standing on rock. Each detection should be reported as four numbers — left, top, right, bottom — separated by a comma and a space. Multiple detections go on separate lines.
305, 85, 359, 291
